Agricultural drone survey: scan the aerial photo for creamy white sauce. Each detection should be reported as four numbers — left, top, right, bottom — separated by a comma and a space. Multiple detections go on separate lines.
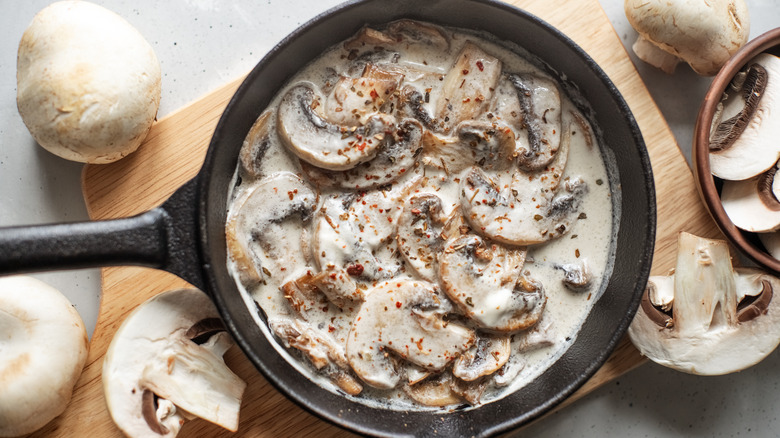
226, 21, 618, 411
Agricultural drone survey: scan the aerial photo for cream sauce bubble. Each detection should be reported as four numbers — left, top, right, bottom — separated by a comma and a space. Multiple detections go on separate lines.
226, 20, 618, 410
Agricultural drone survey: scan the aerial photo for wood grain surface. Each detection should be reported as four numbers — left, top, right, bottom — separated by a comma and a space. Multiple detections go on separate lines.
35, 0, 721, 436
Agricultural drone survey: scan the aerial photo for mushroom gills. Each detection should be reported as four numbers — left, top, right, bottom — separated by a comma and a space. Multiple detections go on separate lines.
459, 119, 588, 246
710, 54, 780, 181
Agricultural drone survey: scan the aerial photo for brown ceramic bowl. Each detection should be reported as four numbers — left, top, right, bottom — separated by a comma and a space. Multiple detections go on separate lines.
693, 27, 780, 273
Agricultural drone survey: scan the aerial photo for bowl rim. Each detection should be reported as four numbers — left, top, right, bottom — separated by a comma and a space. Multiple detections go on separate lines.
693, 27, 780, 273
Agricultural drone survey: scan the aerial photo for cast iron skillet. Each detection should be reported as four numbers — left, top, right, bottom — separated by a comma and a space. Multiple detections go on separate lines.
0, 0, 655, 436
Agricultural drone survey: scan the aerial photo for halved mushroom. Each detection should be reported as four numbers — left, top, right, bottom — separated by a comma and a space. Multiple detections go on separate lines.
270, 317, 363, 396
759, 230, 780, 260
0, 276, 88, 437
421, 120, 516, 174
507, 73, 563, 171
103, 288, 246, 437
300, 118, 423, 190
435, 42, 502, 133
396, 194, 465, 281
277, 82, 396, 171
628, 232, 780, 375
226, 172, 318, 287
721, 166, 780, 233
452, 333, 511, 381
346, 279, 474, 389
710, 54, 780, 180
438, 234, 546, 332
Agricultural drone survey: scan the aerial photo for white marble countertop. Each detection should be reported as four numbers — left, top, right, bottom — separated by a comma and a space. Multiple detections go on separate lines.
1, 1, 779, 436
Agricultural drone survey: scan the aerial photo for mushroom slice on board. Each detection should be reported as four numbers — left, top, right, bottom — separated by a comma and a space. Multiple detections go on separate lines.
438, 234, 546, 332
300, 118, 423, 190
421, 120, 516, 174
0, 276, 88, 437
435, 42, 502, 133
721, 166, 780, 233
628, 232, 780, 375
226, 172, 318, 287
506, 73, 563, 172
346, 279, 474, 389
460, 122, 588, 246
710, 54, 780, 180
277, 82, 395, 171
624, 0, 749, 76
103, 288, 246, 437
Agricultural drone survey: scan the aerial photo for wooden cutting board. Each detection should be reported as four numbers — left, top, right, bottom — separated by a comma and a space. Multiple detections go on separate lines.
36, 0, 722, 436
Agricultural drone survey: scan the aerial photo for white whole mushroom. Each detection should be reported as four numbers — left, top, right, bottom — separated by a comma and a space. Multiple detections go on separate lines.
0, 275, 89, 437
16, 1, 161, 163
624, 0, 750, 76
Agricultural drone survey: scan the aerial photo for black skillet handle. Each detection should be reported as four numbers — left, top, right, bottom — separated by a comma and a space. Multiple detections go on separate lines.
0, 179, 205, 290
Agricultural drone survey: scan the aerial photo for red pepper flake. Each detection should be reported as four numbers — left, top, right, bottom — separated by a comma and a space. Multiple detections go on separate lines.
346, 264, 364, 276
396, 301, 402, 308
462, 69, 469, 75
357, 142, 367, 151
415, 338, 424, 351
476, 60, 484, 71
370, 88, 379, 100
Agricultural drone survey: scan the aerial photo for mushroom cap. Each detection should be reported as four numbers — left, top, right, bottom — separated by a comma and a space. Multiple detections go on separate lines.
624, 0, 749, 75
0, 275, 88, 437
16, 0, 161, 163
102, 288, 245, 437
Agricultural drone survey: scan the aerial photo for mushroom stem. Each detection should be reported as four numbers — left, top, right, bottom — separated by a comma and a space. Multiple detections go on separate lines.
140, 332, 245, 432
673, 232, 738, 335
631, 35, 680, 74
